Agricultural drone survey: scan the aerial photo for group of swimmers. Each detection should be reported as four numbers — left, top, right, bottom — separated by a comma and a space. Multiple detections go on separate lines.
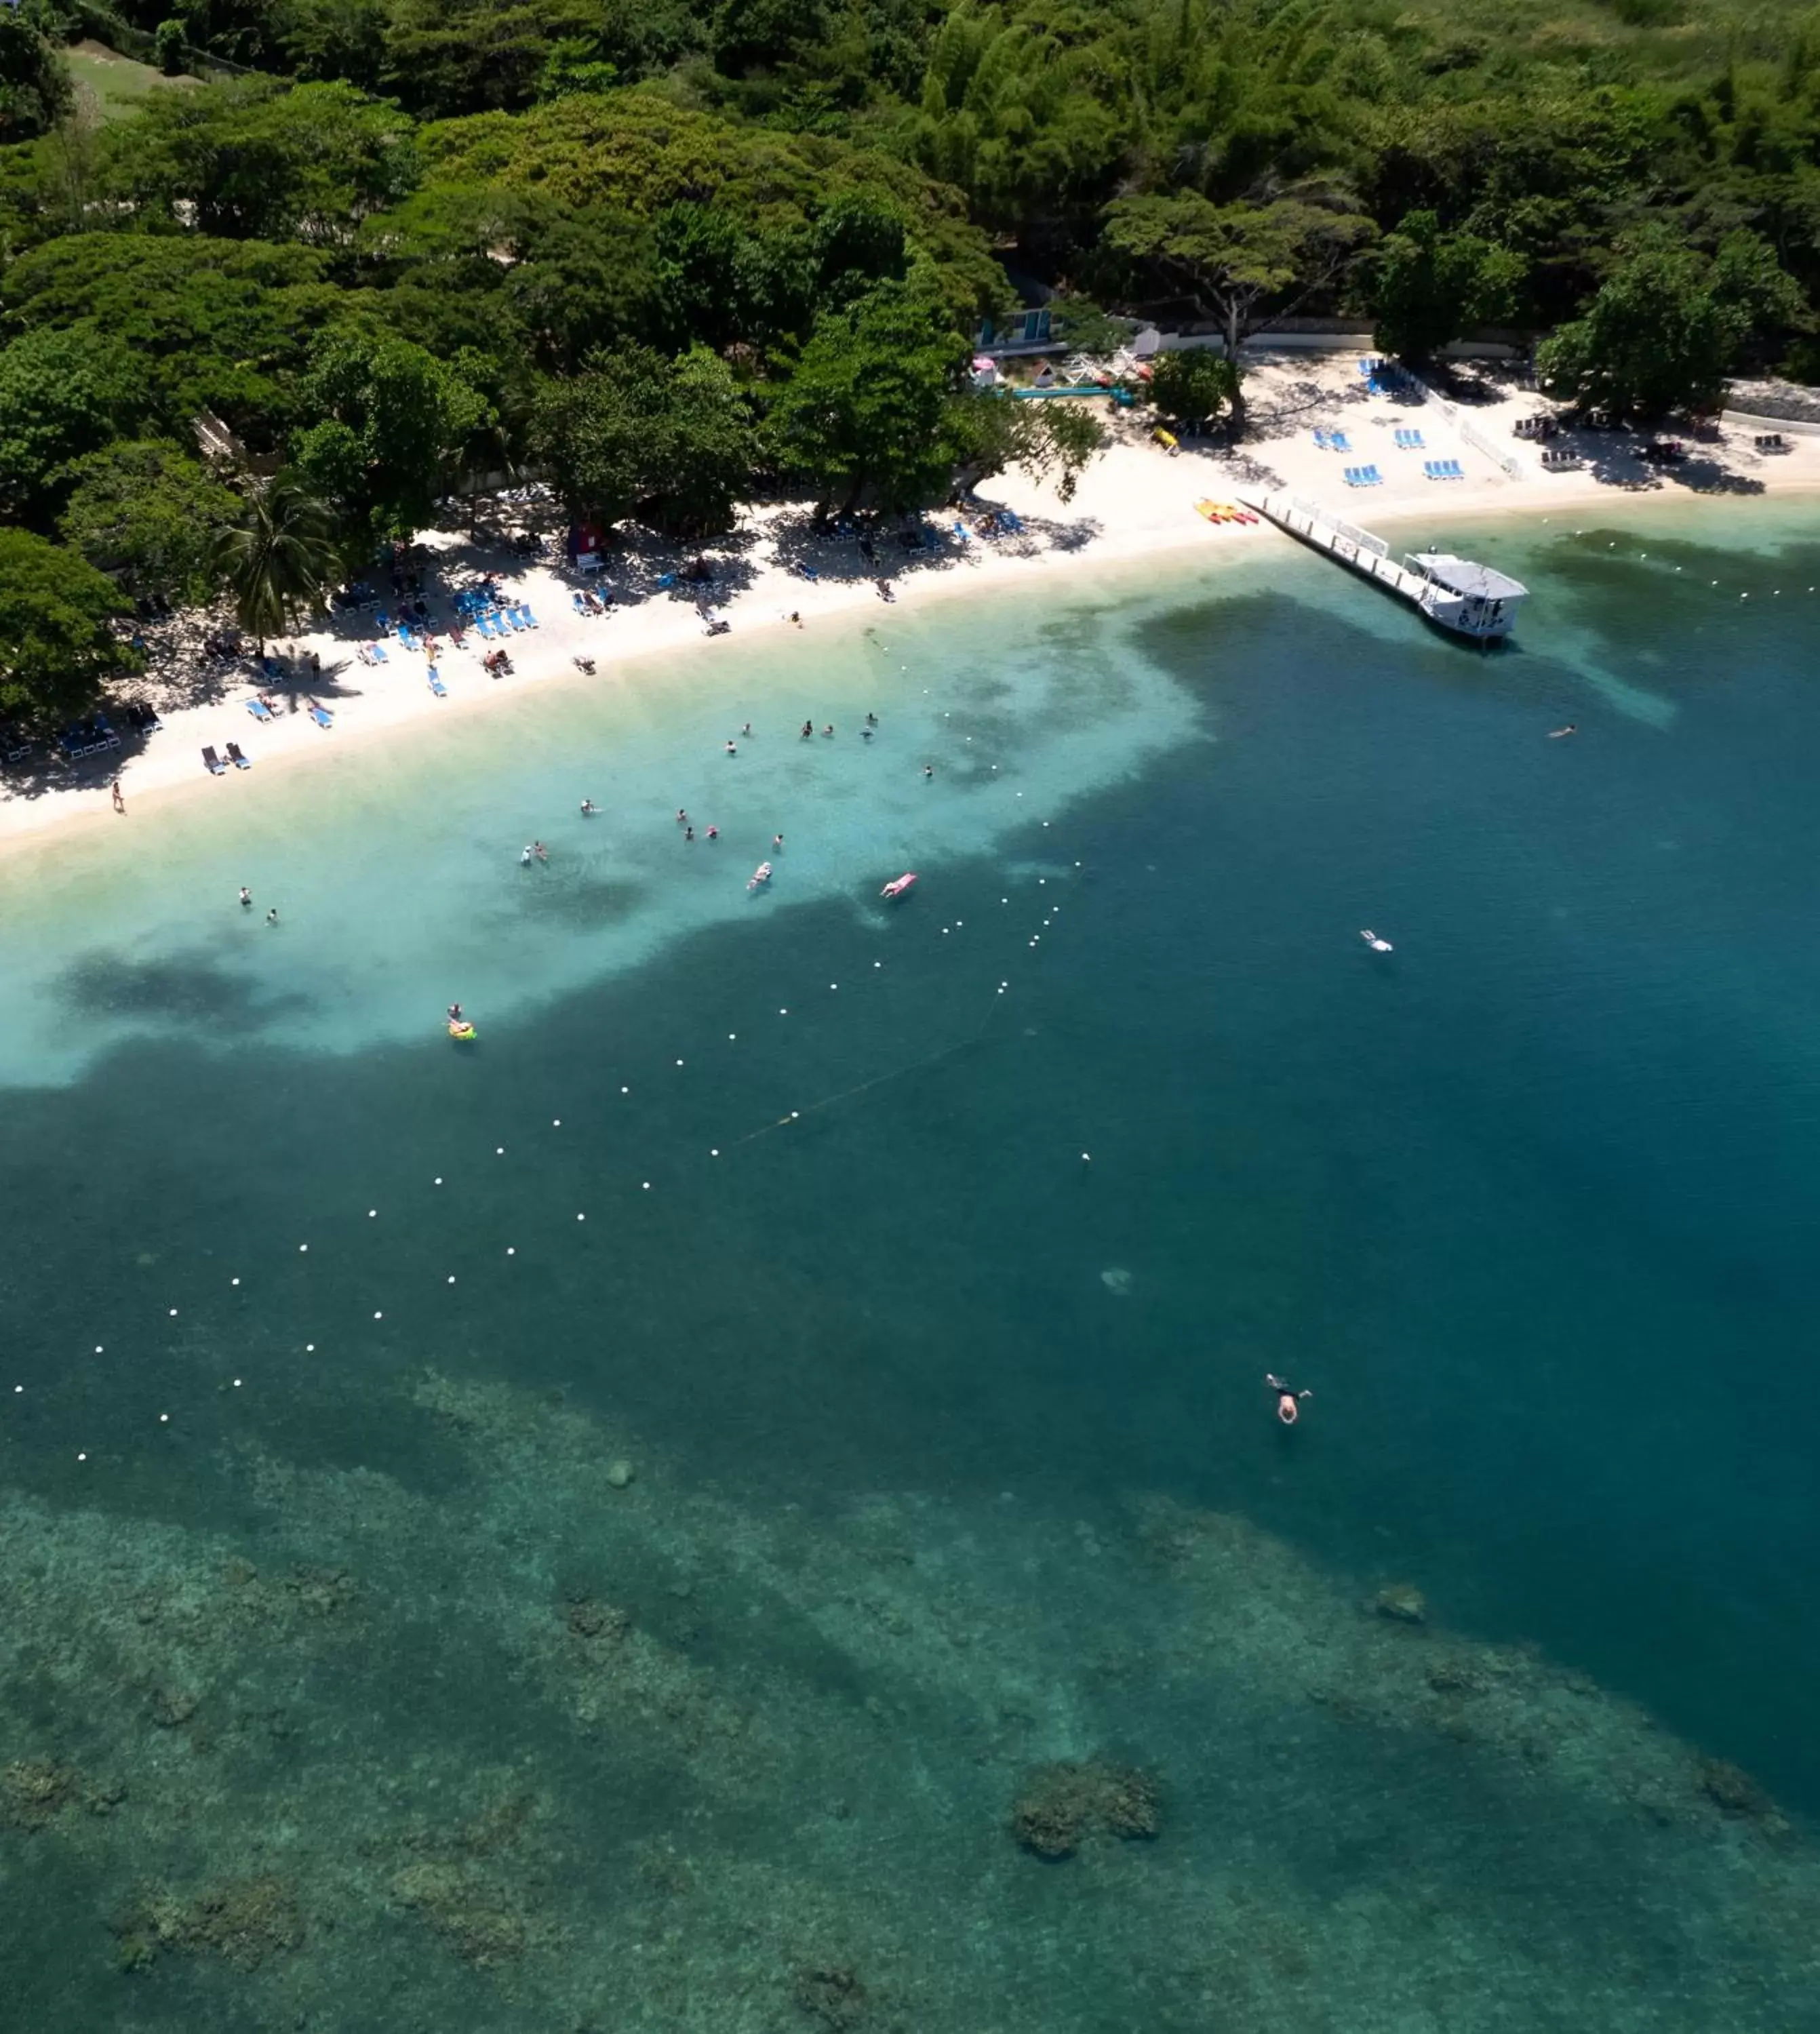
237, 886, 279, 925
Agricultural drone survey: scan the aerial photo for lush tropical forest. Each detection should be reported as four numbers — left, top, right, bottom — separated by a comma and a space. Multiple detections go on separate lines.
5, 0, 1820, 718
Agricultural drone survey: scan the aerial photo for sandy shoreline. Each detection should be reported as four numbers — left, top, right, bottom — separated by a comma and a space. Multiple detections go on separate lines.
7, 351, 1819, 854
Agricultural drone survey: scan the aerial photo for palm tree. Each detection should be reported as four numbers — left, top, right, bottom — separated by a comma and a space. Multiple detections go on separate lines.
214, 472, 338, 657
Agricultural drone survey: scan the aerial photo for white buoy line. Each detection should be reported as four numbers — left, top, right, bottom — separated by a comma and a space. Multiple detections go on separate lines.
18, 860, 1089, 1466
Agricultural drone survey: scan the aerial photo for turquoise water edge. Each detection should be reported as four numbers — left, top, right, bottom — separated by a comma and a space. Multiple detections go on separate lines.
4, 503, 1820, 2030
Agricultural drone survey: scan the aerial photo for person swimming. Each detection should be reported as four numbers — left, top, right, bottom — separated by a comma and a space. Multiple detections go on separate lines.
239, 887, 252, 907
705, 825, 719, 839
1359, 929, 1393, 953
801, 721, 814, 739
684, 825, 694, 841
725, 740, 736, 755
1265, 1373, 1311, 1425
534, 841, 548, 862
580, 798, 595, 815
1547, 724, 1577, 738
448, 1002, 463, 1023
772, 833, 784, 850
742, 722, 752, 736
521, 845, 534, 865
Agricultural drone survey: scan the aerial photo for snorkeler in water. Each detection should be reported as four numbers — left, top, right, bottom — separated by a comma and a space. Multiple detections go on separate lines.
1265, 1373, 1311, 1425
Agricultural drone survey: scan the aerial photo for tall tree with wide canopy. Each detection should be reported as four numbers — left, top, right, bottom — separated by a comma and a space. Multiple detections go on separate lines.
60, 440, 241, 605
213, 473, 338, 655
1370, 211, 1526, 363
1102, 194, 1375, 432
0, 529, 134, 724
766, 280, 965, 514
1537, 238, 1746, 420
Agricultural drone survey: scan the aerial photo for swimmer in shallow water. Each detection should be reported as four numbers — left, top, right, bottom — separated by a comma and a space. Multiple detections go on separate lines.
239, 887, 252, 907
1547, 724, 1577, 738
1265, 1373, 1311, 1425
580, 798, 595, 815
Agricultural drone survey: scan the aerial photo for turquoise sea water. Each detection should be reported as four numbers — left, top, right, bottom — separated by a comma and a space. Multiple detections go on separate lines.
4, 504, 1820, 2029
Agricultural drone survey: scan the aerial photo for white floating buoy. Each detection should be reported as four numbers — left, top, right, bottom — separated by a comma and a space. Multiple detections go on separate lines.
507, 1247, 515, 1256
159, 1414, 169, 1423
779, 1008, 789, 1016
791, 1111, 800, 1120
233, 1379, 241, 1388
94, 1346, 102, 1355
231, 1278, 240, 1287
306, 1343, 315, 1352
496, 1146, 505, 1155
434, 1177, 443, 1186
77, 1453, 85, 1461
621, 1085, 630, 1094
448, 1276, 456, 1285
299, 1244, 309, 1253
710, 1148, 720, 1157
373, 1311, 383, 1320
1082, 1153, 1092, 1162
641, 1181, 651, 1190
577, 1213, 585, 1222
368, 1210, 377, 1218
553, 1119, 561, 1128
168, 1309, 178, 1318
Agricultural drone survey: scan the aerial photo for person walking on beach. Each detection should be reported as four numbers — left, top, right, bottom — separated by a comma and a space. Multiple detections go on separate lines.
111, 778, 125, 813
1265, 1374, 1311, 1426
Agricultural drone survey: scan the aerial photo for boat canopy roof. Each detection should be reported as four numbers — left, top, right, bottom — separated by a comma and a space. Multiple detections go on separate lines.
1408, 552, 1528, 601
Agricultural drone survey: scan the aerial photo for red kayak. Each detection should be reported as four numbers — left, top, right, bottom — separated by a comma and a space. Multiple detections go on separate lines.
880, 872, 917, 899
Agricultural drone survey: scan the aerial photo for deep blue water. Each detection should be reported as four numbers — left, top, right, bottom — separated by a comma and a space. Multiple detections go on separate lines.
4, 507, 1819, 2029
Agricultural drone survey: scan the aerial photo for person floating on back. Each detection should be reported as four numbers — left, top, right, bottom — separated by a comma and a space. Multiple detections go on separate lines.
1265, 1373, 1311, 1425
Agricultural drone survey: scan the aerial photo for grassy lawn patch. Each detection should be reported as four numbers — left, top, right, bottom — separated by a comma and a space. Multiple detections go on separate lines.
65, 39, 199, 120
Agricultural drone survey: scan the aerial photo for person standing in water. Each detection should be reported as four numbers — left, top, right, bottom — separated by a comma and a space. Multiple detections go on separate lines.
1265, 1374, 1311, 1425
239, 887, 252, 908
266, 906, 279, 926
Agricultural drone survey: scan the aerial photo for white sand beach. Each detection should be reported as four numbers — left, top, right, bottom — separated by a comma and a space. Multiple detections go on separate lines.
7, 351, 1816, 850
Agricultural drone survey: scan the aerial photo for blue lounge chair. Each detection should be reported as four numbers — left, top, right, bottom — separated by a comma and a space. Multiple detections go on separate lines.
427, 667, 446, 697
375, 610, 393, 635
517, 605, 538, 629
370, 642, 389, 662
1313, 428, 1330, 449
1330, 430, 1353, 454
245, 698, 275, 722
998, 509, 1025, 534
505, 607, 525, 633
475, 612, 497, 639
1364, 464, 1383, 485
1343, 466, 1362, 486
1406, 428, 1426, 448
309, 705, 334, 729
952, 521, 970, 542
397, 622, 417, 651
226, 741, 251, 770
201, 745, 226, 775
572, 592, 589, 615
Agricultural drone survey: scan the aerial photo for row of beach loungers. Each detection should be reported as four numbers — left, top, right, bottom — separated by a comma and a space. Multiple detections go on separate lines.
201, 742, 253, 774
1343, 464, 1383, 487
1423, 459, 1467, 480
243, 700, 334, 728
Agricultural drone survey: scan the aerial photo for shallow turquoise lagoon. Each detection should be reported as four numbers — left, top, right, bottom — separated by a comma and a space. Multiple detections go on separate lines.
3, 505, 1819, 2031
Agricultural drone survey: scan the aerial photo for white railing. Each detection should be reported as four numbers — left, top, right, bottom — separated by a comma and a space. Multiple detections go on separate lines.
1282, 493, 1389, 557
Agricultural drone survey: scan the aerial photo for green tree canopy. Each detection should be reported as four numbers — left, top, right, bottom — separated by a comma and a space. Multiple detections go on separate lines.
1537, 237, 1746, 420
1147, 348, 1241, 428
766, 279, 966, 513
531, 343, 759, 536
0, 8, 71, 145
292, 325, 493, 549
101, 79, 419, 241
1, 235, 338, 438
0, 527, 134, 725
0, 325, 144, 523
1370, 211, 1526, 363
58, 440, 241, 605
